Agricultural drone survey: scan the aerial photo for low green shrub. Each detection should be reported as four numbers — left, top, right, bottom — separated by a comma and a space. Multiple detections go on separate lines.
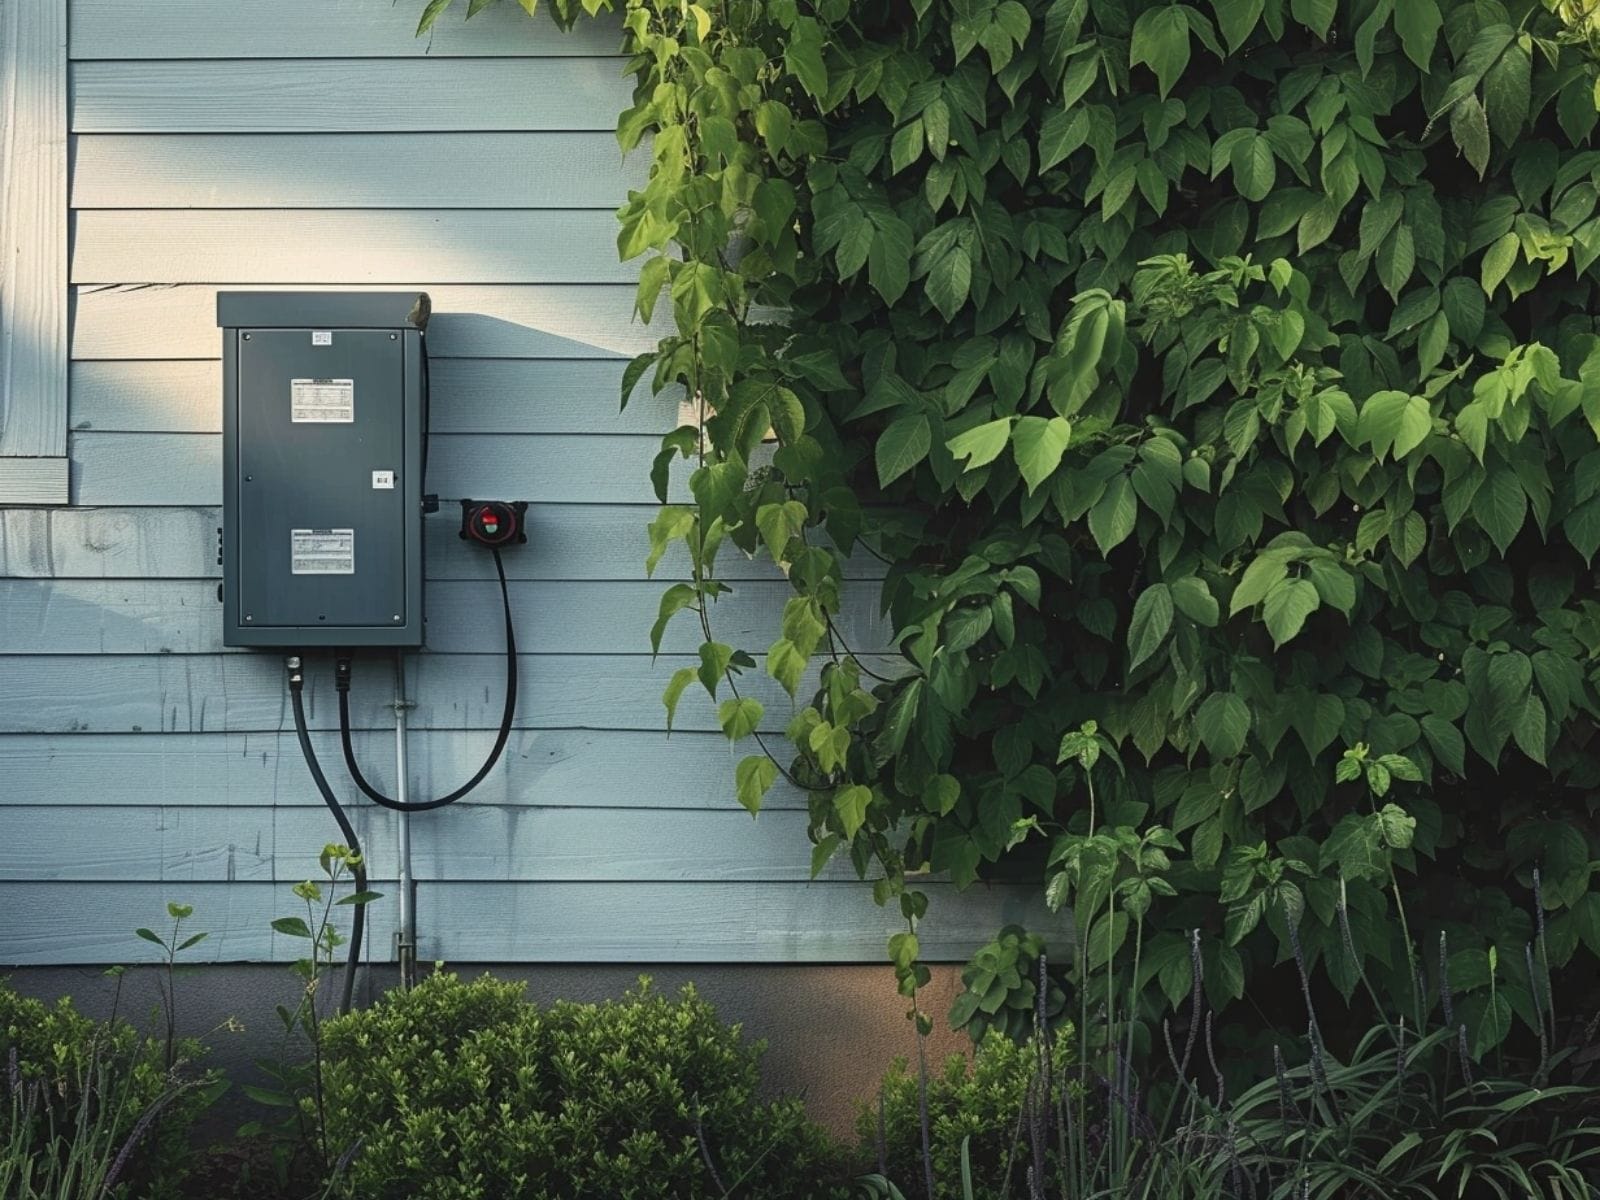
0, 981, 215, 1199
864, 1032, 1071, 1200
316, 970, 852, 1200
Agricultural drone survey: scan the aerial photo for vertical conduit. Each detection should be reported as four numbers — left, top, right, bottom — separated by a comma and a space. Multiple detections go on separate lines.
394, 649, 418, 989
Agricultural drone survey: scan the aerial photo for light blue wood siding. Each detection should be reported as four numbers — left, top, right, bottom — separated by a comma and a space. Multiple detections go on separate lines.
0, 0, 1048, 968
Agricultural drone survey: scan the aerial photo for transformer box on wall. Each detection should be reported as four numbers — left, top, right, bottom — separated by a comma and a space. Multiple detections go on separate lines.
218, 292, 430, 648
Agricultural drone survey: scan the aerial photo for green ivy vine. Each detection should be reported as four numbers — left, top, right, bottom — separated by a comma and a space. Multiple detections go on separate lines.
421, 0, 1600, 1055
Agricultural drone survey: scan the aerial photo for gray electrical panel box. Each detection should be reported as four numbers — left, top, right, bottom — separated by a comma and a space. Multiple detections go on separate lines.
218, 292, 430, 648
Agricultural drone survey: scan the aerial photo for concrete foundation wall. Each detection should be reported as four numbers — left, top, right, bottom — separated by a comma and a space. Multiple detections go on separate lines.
4, 962, 971, 1140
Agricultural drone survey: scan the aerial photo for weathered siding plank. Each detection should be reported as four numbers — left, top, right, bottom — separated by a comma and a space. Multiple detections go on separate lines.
0, 653, 901, 734
72, 211, 633, 284
0, 731, 810, 810
0, 806, 851, 883
421, 881, 1050, 962
70, 0, 624, 59
0, 883, 399, 964
0, 458, 71, 504
72, 60, 630, 133
0, 579, 889, 655
70, 432, 676, 505
0, 881, 1047, 965
72, 285, 651, 360
0, 507, 880, 581
71, 359, 675, 435
72, 134, 644, 208
0, 0, 69, 484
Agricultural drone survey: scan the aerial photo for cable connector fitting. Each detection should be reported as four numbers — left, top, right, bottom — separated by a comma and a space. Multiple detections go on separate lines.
334, 655, 354, 693
285, 655, 304, 690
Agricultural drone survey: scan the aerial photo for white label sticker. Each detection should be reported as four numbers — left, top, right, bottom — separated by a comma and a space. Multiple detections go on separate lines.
372, 470, 394, 489
290, 528, 355, 575
291, 378, 354, 423
312, 331, 332, 346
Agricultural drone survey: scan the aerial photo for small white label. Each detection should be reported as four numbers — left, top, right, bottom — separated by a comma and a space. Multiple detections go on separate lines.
312, 331, 333, 346
290, 528, 355, 575
291, 378, 354, 423
372, 470, 395, 489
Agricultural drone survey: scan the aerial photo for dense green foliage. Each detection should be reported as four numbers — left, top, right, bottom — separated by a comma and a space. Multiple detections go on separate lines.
425, 0, 1600, 1052
865, 1033, 1070, 1199
0, 982, 213, 1198
315, 971, 849, 1200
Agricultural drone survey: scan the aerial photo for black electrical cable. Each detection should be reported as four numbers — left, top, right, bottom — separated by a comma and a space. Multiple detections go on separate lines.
335, 546, 516, 812
286, 657, 366, 1017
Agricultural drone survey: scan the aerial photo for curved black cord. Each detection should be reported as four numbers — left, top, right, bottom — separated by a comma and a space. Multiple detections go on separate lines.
336, 546, 516, 812
286, 657, 365, 1017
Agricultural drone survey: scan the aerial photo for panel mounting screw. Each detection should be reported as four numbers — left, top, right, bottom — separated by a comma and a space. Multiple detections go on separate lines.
242, 333, 251, 341
392, 614, 401, 621
244, 614, 253, 621
389, 333, 397, 340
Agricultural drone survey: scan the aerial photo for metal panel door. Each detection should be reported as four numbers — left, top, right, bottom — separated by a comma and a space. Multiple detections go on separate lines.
234, 329, 408, 631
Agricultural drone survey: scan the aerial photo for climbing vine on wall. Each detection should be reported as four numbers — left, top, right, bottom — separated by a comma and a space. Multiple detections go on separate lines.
423, 0, 1600, 1051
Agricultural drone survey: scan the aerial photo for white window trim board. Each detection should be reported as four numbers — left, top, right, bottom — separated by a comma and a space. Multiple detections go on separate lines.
0, 0, 69, 504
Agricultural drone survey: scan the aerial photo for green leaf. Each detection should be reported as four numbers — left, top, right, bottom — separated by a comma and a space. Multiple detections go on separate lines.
1393, 0, 1440, 68
1010, 416, 1072, 493
1230, 553, 1289, 616
1291, 0, 1335, 39
766, 638, 806, 698
925, 237, 973, 320
1088, 474, 1137, 555
1195, 692, 1250, 759
177, 931, 210, 950
810, 834, 841, 880
1358, 390, 1430, 461
718, 697, 764, 741
834, 784, 872, 839
663, 667, 697, 733
1213, 0, 1264, 52
698, 641, 734, 696
948, 417, 1012, 470
1262, 577, 1321, 647
416, 0, 455, 35
1127, 583, 1174, 670
1482, 42, 1531, 145
1481, 231, 1519, 297
1471, 469, 1527, 554
645, 507, 694, 578
1129, 5, 1191, 98
735, 755, 778, 816
270, 917, 312, 939
335, 892, 383, 907
1170, 576, 1220, 626
1232, 135, 1276, 202
1451, 93, 1491, 178
134, 928, 164, 948
876, 413, 932, 487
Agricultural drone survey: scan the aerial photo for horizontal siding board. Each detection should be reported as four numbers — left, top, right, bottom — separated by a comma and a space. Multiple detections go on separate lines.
70, 0, 624, 59
0, 881, 1048, 964
72, 133, 645, 208
0, 882, 399, 964
0, 806, 849, 883
0, 579, 888, 655
71, 432, 674, 505
0, 652, 902, 734
0, 730, 809, 810
72, 60, 630, 133
72, 211, 633, 284
0, 506, 880, 581
72, 285, 652, 360
0, 458, 70, 504
422, 881, 1050, 962
71, 359, 677, 434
